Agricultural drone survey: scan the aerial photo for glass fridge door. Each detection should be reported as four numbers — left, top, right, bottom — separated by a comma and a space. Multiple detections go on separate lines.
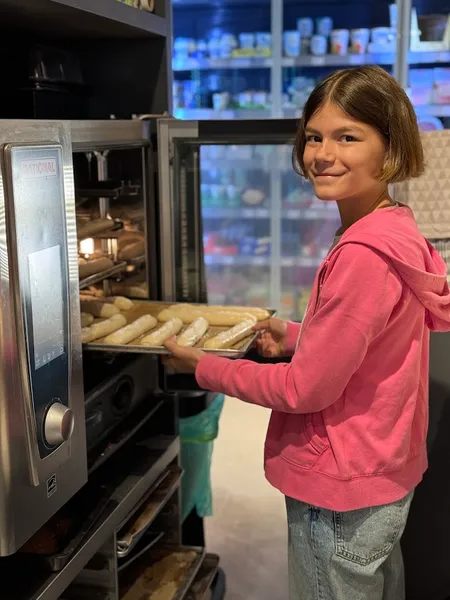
408, 0, 450, 131
157, 118, 341, 321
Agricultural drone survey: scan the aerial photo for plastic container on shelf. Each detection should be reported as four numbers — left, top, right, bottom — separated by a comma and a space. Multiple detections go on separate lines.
219, 34, 238, 58
238, 90, 254, 108
331, 29, 350, 55
256, 32, 272, 56
370, 27, 394, 46
207, 29, 222, 60
389, 4, 398, 29
350, 29, 370, 54
239, 33, 256, 52
297, 18, 314, 38
253, 91, 269, 107
183, 80, 201, 109
194, 40, 208, 60
408, 69, 434, 106
433, 68, 450, 104
316, 17, 333, 37
418, 116, 444, 131
310, 35, 327, 56
284, 31, 302, 57
226, 185, 242, 206
212, 92, 231, 111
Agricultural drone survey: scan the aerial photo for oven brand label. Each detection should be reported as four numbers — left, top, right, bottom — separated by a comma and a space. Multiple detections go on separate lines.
21, 158, 57, 178
46, 474, 57, 498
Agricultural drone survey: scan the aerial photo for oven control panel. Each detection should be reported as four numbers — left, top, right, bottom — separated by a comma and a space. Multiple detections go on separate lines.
7, 145, 71, 457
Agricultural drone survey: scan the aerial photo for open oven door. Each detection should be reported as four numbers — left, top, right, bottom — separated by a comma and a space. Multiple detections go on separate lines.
156, 117, 341, 390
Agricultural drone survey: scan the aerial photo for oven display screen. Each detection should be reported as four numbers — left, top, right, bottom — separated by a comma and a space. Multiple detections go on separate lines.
28, 245, 65, 370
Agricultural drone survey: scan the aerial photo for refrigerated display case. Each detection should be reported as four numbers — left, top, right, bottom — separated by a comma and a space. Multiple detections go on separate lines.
157, 118, 340, 320
172, 0, 450, 129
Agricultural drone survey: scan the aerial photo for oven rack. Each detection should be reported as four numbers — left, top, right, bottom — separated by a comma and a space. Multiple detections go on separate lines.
76, 181, 140, 201
79, 261, 128, 290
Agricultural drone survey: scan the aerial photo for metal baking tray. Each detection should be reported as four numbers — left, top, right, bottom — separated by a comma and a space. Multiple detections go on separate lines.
83, 301, 274, 359
19, 483, 113, 572
117, 465, 182, 558
120, 545, 206, 600
186, 553, 220, 600
79, 261, 128, 290
117, 532, 165, 573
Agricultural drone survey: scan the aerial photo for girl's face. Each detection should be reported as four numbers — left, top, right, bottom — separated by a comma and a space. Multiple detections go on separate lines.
303, 102, 388, 202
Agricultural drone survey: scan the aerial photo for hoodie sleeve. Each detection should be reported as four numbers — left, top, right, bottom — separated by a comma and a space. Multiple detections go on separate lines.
284, 321, 301, 355
195, 244, 402, 413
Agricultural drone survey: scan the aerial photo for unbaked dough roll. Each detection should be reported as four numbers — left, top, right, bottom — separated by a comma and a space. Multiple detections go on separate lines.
176, 317, 209, 347
168, 303, 269, 321
105, 296, 134, 310
103, 315, 157, 345
110, 282, 148, 299
80, 312, 94, 328
117, 231, 144, 249
78, 257, 114, 279
203, 318, 257, 350
82, 314, 127, 343
80, 300, 119, 318
77, 218, 114, 241
118, 241, 145, 261
158, 306, 253, 327
207, 305, 270, 321
141, 318, 183, 347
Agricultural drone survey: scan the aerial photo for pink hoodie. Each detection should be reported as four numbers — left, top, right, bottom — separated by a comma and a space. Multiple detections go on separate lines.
196, 206, 450, 511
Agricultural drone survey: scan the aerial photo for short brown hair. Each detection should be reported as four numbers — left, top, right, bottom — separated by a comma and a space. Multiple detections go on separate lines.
293, 65, 424, 183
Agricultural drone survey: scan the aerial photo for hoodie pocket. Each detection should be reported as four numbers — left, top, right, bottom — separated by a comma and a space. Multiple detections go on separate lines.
304, 412, 329, 455
278, 413, 330, 470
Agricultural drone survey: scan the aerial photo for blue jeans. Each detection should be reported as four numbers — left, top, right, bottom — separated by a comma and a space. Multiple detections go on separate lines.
286, 492, 413, 600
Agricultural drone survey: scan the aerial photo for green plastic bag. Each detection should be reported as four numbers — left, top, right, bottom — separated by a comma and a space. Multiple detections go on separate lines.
180, 394, 225, 522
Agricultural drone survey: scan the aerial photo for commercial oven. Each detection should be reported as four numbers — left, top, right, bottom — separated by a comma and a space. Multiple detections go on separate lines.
0, 119, 169, 563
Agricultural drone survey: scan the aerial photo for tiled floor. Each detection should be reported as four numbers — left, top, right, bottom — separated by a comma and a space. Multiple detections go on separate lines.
205, 397, 288, 600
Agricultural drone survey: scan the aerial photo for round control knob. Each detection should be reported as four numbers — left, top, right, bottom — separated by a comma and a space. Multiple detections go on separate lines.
44, 403, 74, 447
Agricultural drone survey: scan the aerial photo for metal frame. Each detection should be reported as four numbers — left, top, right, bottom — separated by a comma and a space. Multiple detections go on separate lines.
157, 118, 300, 313
394, 0, 413, 87
157, 118, 200, 301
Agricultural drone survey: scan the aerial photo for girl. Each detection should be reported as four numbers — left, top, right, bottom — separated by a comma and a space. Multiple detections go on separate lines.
164, 66, 450, 600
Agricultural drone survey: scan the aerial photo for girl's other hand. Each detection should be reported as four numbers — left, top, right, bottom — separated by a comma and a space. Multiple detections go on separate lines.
253, 317, 288, 358
163, 337, 205, 373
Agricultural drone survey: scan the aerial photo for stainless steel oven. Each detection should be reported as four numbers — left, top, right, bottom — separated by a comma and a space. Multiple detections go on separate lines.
0, 121, 86, 556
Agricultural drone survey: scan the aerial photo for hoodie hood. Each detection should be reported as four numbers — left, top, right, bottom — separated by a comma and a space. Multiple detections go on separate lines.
334, 205, 450, 332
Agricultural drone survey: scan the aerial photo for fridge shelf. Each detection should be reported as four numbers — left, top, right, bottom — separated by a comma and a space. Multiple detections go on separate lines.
173, 51, 450, 72
202, 207, 339, 221
205, 255, 323, 268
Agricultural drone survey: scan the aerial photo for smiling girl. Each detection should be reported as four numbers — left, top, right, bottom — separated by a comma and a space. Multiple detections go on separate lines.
165, 66, 450, 600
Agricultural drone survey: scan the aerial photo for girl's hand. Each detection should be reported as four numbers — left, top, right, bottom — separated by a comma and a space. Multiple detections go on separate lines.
163, 337, 205, 373
253, 317, 288, 358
